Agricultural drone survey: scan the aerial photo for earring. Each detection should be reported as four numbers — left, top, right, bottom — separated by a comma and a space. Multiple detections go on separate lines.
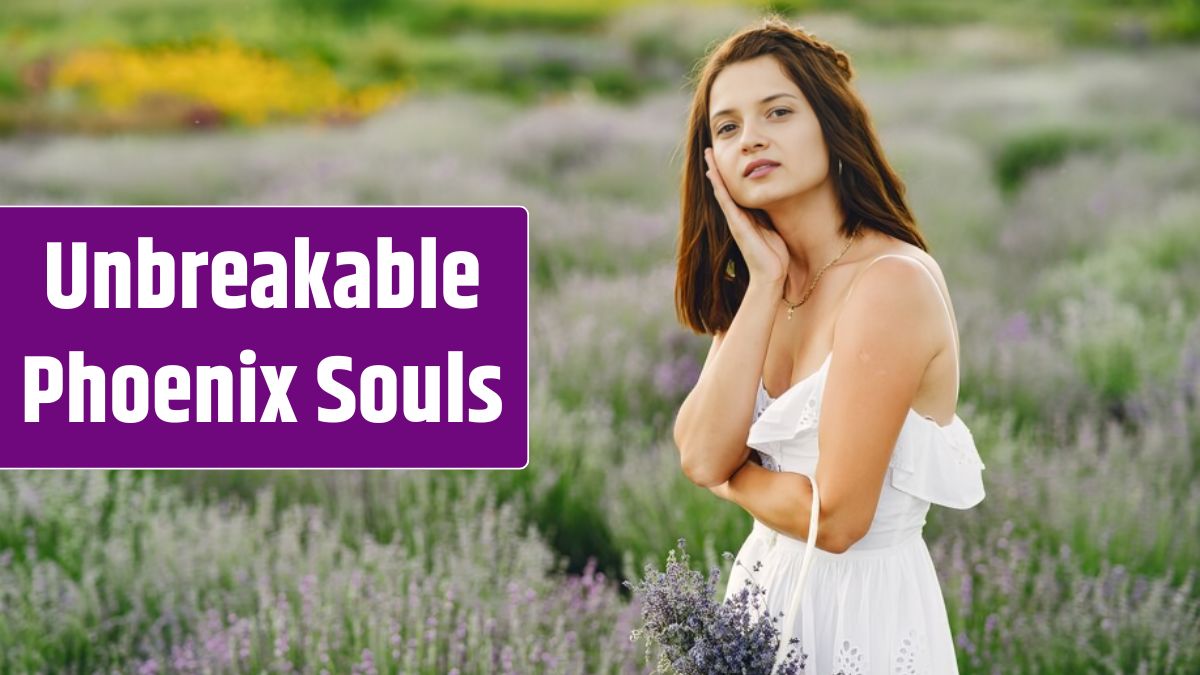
724, 259, 737, 279
837, 159, 843, 175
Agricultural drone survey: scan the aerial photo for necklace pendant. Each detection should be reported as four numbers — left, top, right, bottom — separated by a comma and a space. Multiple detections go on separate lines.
787, 306, 795, 320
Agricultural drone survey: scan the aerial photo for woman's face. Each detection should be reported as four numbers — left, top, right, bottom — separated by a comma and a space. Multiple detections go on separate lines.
707, 55, 830, 210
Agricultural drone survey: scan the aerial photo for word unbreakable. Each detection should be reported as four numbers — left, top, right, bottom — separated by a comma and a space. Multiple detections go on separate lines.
47, 236, 478, 310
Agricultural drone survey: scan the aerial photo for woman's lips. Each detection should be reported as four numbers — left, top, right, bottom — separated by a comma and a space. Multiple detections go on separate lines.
746, 163, 779, 179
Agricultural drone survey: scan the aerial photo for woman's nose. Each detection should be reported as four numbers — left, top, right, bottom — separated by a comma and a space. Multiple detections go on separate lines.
740, 123, 767, 151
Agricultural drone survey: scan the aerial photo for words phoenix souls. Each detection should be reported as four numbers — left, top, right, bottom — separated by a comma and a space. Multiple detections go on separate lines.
24, 236, 506, 424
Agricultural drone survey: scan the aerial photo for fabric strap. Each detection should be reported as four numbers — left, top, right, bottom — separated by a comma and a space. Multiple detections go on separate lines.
776, 475, 820, 665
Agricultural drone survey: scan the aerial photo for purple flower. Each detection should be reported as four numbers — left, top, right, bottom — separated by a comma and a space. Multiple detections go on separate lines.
997, 311, 1031, 343
623, 538, 807, 674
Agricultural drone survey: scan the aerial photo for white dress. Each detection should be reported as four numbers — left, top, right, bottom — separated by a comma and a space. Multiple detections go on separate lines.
723, 349, 987, 674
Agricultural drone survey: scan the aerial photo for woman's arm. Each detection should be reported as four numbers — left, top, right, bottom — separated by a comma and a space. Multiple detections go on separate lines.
711, 458, 855, 553
714, 256, 951, 554
673, 277, 783, 488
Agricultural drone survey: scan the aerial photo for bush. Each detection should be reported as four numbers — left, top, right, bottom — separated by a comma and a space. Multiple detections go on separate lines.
993, 128, 1110, 195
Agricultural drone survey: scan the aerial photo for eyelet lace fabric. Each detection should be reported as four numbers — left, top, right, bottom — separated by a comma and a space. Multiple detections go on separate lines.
751, 394, 783, 472
934, 423, 986, 469
834, 637, 868, 674
893, 629, 926, 674
827, 630, 927, 675
795, 392, 820, 433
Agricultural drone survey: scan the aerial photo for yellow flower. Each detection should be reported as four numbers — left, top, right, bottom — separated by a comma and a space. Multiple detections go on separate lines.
52, 38, 406, 126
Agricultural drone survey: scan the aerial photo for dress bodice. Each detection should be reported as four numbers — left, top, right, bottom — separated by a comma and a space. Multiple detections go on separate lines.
748, 350, 986, 551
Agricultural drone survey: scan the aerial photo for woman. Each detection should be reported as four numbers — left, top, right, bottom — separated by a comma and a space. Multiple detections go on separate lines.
671, 16, 987, 674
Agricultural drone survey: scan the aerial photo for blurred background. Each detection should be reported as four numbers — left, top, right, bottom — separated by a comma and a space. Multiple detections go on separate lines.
2, 0, 1199, 672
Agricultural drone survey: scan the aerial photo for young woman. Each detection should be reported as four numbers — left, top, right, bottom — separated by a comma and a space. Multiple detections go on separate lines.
671, 16, 987, 674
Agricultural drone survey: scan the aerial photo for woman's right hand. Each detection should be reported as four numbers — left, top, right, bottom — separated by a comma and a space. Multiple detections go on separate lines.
704, 147, 789, 285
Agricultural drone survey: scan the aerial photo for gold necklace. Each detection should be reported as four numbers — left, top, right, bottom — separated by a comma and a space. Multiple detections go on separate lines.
783, 230, 860, 320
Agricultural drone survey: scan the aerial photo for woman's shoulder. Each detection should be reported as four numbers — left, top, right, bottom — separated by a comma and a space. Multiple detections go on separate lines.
843, 232, 960, 366
843, 231, 949, 299
854, 230, 942, 270
835, 234, 957, 360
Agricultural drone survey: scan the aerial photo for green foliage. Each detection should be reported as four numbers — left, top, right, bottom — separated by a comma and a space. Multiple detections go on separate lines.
274, 0, 404, 23
1073, 336, 1141, 402
993, 128, 1111, 195
1165, 0, 1200, 39
590, 67, 642, 102
406, 1, 613, 34
0, 68, 23, 100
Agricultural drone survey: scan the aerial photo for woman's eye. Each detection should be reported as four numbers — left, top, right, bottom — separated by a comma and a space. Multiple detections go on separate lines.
716, 109, 788, 135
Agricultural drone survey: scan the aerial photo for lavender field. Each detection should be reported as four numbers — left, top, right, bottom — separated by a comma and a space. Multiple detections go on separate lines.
2, 5, 1200, 674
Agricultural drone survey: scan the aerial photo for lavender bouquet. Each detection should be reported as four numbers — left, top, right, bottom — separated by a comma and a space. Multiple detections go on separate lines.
623, 538, 807, 674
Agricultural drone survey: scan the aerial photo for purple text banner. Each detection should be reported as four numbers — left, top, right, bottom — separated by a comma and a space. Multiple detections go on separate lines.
2, 205, 529, 469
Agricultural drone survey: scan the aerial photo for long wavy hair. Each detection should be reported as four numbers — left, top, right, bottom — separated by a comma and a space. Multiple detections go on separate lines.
674, 15, 928, 335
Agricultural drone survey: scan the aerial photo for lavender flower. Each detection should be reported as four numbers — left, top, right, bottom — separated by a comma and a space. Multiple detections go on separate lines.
622, 538, 806, 674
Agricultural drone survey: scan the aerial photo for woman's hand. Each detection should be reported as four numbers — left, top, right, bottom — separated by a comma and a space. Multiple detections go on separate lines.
704, 147, 789, 285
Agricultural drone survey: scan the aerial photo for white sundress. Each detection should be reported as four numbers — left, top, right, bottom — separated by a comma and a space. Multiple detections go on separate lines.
723, 284, 986, 675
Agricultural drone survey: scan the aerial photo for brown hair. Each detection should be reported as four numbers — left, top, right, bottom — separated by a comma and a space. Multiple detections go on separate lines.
673, 15, 928, 335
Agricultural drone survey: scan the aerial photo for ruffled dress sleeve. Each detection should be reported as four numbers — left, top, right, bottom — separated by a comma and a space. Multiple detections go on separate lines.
746, 380, 985, 509
888, 415, 986, 509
